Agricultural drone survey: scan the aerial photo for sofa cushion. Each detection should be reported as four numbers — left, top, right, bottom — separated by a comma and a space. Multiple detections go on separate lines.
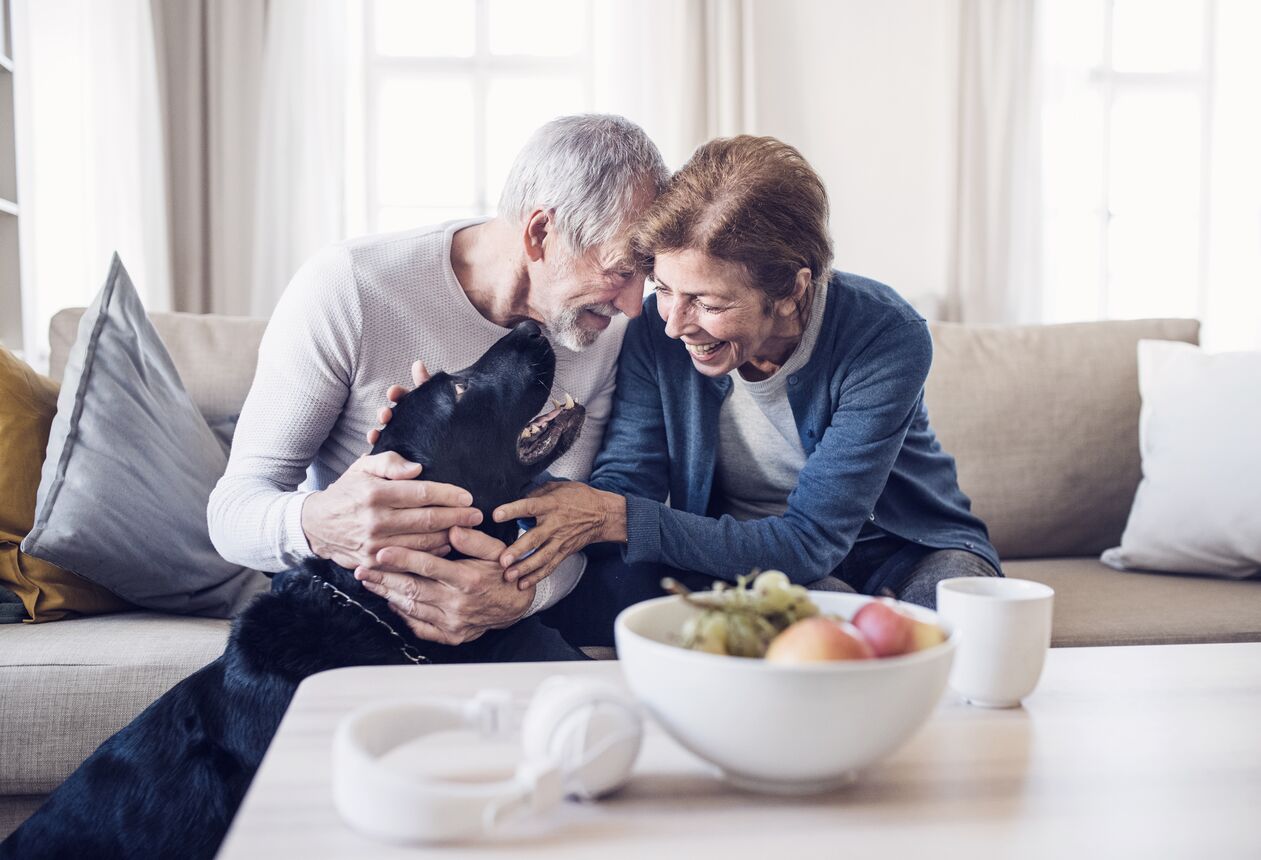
1004, 558, 1261, 647
925, 318, 1200, 559
0, 347, 132, 622
0, 612, 230, 795
23, 256, 268, 616
49, 308, 266, 424
1102, 340, 1261, 577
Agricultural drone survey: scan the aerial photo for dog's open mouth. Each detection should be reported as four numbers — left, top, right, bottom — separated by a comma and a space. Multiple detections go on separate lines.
517, 392, 586, 466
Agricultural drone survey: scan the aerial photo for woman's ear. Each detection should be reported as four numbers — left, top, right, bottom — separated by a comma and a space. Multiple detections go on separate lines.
776, 267, 813, 318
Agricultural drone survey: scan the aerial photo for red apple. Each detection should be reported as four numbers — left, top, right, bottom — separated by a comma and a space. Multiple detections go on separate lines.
765, 617, 875, 663
851, 599, 917, 657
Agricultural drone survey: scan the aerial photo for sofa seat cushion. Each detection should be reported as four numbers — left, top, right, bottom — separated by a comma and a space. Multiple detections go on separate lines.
0, 612, 229, 795
1005, 558, 1261, 647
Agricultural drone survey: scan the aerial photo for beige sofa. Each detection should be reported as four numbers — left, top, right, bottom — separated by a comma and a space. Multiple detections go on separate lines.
3, 311, 1259, 837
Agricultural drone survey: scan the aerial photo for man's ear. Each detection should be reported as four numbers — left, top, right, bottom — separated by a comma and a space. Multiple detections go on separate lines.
524, 209, 551, 263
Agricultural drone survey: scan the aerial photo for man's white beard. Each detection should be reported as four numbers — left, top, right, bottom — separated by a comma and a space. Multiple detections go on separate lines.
546, 302, 619, 351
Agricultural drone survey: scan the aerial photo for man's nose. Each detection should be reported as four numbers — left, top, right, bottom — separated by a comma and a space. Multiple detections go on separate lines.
613, 274, 646, 319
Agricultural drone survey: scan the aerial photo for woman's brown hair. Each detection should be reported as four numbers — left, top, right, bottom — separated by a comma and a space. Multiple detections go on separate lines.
632, 135, 833, 309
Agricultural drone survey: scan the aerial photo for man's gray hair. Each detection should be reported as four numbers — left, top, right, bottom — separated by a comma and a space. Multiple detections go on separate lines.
498, 114, 669, 255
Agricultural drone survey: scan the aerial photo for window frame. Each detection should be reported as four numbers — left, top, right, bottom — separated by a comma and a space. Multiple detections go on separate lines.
359, 0, 595, 234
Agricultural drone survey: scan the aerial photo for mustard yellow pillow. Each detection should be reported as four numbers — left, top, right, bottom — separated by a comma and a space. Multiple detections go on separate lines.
0, 347, 132, 621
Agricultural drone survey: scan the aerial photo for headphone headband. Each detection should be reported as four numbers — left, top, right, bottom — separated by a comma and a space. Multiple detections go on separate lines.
332, 679, 642, 844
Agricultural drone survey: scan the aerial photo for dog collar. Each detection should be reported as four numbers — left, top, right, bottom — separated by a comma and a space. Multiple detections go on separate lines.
312, 574, 430, 665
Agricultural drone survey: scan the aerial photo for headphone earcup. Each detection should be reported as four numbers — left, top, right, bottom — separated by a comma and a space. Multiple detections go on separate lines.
521, 676, 643, 800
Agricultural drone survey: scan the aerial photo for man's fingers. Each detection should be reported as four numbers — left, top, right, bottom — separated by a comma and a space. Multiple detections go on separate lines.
506, 550, 550, 584
385, 384, 409, 404
448, 526, 507, 562
367, 428, 381, 446
367, 478, 474, 509
375, 501, 479, 534
357, 567, 447, 604
413, 360, 430, 386
358, 451, 423, 480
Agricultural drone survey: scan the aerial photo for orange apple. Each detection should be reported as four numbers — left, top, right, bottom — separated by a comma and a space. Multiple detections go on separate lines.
765, 617, 875, 663
909, 617, 947, 651
851, 599, 917, 657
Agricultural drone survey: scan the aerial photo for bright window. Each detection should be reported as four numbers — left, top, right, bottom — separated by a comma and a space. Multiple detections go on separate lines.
359, 0, 593, 234
1040, 0, 1261, 349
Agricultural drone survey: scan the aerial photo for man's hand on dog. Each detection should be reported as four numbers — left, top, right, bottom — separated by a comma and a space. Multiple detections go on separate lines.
493, 482, 628, 590
303, 360, 480, 571
353, 526, 534, 645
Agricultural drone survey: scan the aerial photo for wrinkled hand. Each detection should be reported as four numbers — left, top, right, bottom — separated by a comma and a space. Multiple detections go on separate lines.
300, 448, 481, 569
492, 482, 627, 590
354, 526, 535, 645
366, 360, 430, 448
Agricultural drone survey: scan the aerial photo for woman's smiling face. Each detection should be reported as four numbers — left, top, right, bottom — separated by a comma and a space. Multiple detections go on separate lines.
652, 249, 797, 377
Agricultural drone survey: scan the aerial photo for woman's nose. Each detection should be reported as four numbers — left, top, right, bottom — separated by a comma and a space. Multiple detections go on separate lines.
661, 298, 691, 339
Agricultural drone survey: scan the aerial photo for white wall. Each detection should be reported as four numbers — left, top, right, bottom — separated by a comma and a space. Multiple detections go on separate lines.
749, 0, 959, 314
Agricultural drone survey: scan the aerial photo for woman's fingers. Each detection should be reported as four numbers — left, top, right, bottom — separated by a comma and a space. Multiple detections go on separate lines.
501, 529, 548, 575
412, 360, 430, 387
492, 498, 543, 523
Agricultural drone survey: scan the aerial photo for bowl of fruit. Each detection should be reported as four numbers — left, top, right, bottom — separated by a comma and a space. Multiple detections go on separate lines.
613, 572, 957, 794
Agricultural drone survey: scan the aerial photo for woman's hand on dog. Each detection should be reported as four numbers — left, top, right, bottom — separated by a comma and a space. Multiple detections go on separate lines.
493, 482, 628, 589
300, 449, 482, 571
353, 527, 534, 645
366, 360, 429, 448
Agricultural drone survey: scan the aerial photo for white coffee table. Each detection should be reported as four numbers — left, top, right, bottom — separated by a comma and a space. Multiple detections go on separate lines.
217, 643, 1261, 859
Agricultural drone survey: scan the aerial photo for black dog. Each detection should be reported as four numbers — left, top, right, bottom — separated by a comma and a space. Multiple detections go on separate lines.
1, 321, 585, 860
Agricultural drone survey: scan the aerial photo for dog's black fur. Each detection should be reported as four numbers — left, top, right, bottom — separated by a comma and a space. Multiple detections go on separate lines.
0, 321, 585, 860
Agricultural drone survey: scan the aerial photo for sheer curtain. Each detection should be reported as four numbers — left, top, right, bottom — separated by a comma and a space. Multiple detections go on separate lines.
249, 0, 356, 317
948, 0, 1042, 324
591, 0, 756, 169
14, 0, 173, 370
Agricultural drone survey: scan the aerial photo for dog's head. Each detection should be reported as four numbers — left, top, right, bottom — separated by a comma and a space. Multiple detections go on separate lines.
370, 320, 586, 519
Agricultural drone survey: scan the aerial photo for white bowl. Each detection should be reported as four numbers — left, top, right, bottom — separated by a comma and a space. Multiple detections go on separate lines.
614, 591, 957, 794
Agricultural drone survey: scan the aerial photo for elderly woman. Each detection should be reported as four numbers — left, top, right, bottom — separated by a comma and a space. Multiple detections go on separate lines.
492, 135, 1000, 632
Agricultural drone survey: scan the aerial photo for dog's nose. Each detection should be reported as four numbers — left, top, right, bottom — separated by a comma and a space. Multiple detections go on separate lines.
515, 320, 545, 340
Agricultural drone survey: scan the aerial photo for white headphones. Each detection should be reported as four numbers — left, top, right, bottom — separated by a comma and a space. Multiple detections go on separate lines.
332, 676, 644, 844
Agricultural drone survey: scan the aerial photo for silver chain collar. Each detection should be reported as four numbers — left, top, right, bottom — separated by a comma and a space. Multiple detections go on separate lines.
313, 575, 430, 665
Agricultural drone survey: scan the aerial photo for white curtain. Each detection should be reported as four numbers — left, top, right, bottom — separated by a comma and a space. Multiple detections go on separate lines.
249, 0, 355, 317
949, 0, 1042, 324
150, 0, 266, 317
14, 0, 173, 369
591, 0, 756, 169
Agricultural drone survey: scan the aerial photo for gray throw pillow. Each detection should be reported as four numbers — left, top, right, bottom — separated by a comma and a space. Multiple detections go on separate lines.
22, 255, 266, 616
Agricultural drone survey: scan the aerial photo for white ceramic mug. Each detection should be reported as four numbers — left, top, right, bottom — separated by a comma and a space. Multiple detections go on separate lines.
935, 577, 1054, 708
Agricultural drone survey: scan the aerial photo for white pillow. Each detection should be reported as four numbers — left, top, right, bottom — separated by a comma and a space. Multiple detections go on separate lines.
1101, 340, 1261, 578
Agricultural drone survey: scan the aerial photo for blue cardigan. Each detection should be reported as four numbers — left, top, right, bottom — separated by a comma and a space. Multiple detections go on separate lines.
587, 270, 1000, 584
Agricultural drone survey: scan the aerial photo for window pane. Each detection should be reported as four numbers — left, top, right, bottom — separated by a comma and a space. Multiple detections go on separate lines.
484, 76, 587, 205
487, 0, 586, 57
375, 77, 476, 207
1043, 212, 1104, 322
373, 0, 475, 58
376, 206, 482, 234
1108, 214, 1200, 319
1109, 90, 1200, 219
1111, 0, 1203, 73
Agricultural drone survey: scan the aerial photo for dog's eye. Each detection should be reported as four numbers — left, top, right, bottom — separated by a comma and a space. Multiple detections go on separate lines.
452, 381, 468, 402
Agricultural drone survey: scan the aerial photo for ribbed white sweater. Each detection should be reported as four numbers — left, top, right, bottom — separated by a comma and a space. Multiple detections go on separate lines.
207, 219, 627, 613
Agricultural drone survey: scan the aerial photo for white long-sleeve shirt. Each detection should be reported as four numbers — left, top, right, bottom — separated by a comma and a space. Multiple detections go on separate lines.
207, 219, 626, 613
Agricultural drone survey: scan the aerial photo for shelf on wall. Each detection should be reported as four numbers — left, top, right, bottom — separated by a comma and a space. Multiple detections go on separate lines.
0, 197, 16, 215
0, 55, 11, 73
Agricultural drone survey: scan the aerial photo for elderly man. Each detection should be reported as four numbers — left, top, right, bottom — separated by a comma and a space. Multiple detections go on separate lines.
209, 114, 667, 659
